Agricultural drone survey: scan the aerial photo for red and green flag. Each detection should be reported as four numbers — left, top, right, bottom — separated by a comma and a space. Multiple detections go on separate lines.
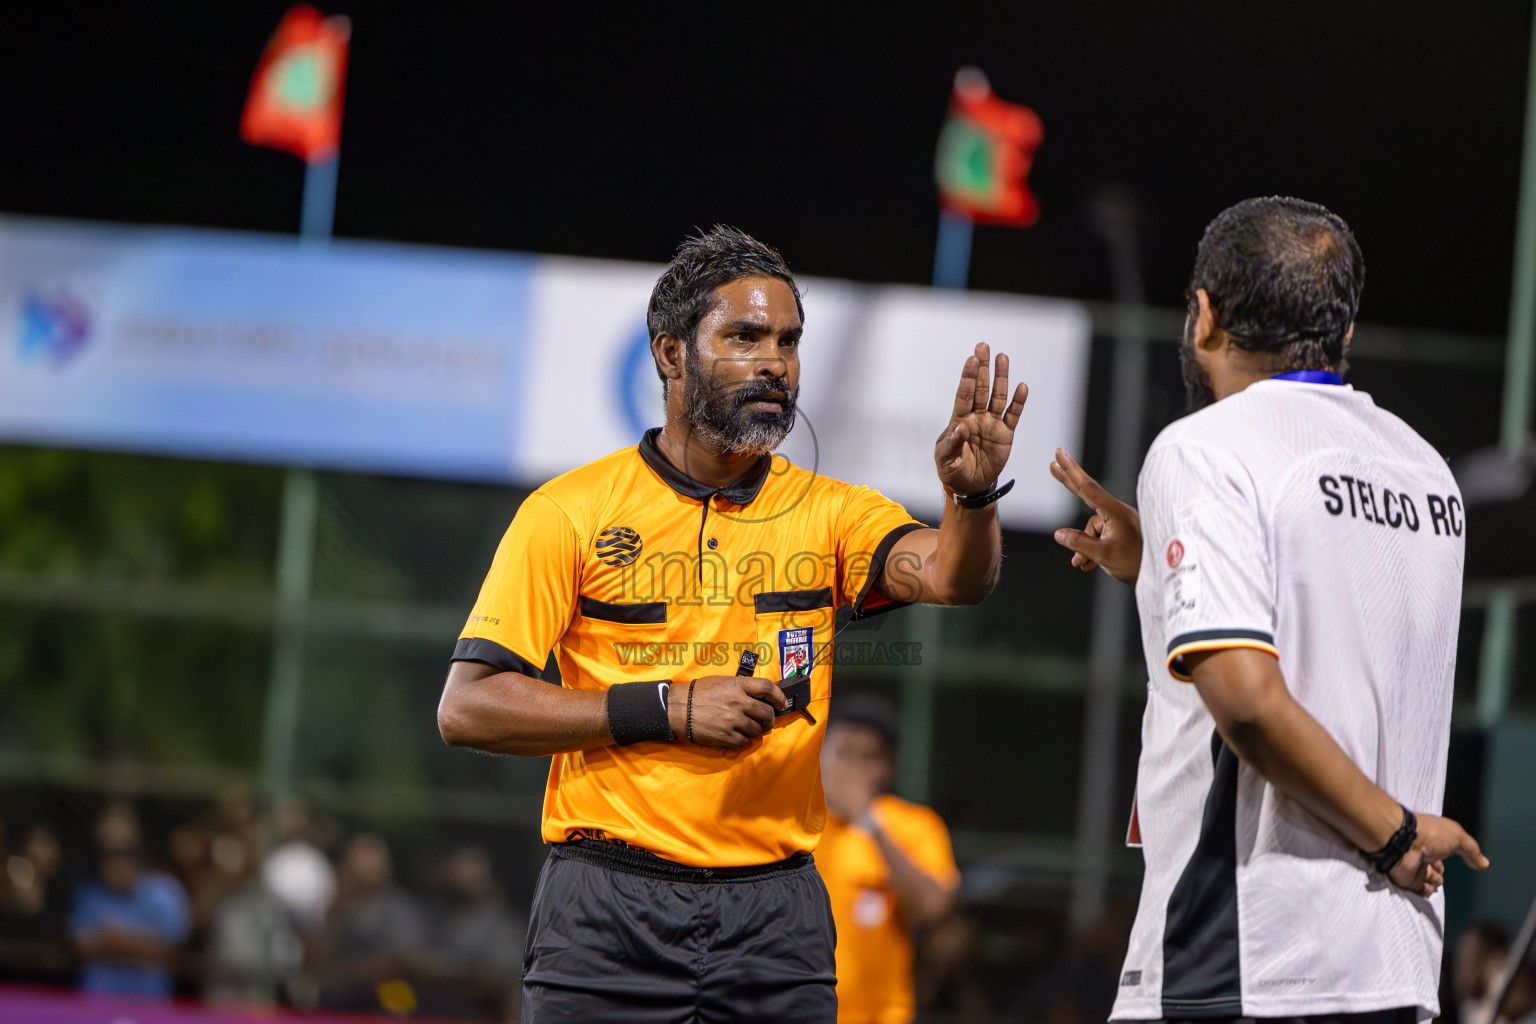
934, 68, 1043, 226
240, 5, 350, 163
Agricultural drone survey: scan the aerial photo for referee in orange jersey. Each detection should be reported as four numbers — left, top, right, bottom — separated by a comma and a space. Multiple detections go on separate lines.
818, 696, 959, 1024
437, 226, 1027, 1023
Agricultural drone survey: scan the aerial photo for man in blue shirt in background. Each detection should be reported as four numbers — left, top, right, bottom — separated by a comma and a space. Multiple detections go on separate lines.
69, 802, 191, 997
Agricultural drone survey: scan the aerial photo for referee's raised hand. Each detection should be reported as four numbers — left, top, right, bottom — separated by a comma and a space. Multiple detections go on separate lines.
675, 676, 788, 748
935, 342, 1029, 496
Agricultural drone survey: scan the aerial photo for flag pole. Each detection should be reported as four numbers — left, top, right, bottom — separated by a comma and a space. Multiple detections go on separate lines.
933, 208, 974, 289
300, 156, 339, 242
258, 156, 335, 801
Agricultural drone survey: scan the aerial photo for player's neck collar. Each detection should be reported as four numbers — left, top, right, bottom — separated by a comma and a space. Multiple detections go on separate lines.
1270, 369, 1344, 385
638, 427, 772, 505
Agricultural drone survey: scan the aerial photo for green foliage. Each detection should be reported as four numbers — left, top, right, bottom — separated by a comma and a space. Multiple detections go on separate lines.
0, 446, 282, 584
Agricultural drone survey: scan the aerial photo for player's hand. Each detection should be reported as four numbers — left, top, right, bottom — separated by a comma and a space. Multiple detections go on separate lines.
1386, 812, 1489, 897
935, 343, 1029, 497
1050, 448, 1143, 585
674, 675, 787, 748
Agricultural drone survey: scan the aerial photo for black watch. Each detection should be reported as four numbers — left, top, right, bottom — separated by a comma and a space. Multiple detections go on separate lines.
1366, 805, 1417, 874
953, 478, 1015, 509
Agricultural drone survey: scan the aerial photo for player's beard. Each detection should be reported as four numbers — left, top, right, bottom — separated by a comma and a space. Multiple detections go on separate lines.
1180, 314, 1217, 414
682, 365, 798, 456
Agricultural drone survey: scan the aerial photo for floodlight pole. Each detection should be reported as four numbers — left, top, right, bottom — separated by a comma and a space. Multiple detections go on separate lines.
258, 157, 336, 800
1475, 0, 1536, 726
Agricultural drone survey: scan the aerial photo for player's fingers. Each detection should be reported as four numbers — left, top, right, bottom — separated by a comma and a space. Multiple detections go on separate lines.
1049, 449, 1109, 510
972, 343, 991, 413
1085, 514, 1106, 539
950, 355, 980, 420
988, 352, 1010, 416
1457, 831, 1490, 870
1002, 382, 1029, 430
743, 677, 788, 713
1054, 527, 1111, 564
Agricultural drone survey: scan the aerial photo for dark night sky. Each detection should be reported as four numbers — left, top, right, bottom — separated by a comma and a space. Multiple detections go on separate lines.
1, 2, 1530, 336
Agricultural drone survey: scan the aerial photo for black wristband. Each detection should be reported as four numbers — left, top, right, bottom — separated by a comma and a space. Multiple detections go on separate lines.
606, 680, 674, 746
953, 478, 1015, 509
1366, 804, 1417, 874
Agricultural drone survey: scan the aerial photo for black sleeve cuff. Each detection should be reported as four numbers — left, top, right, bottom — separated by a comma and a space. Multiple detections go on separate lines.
452, 637, 544, 681
853, 522, 928, 620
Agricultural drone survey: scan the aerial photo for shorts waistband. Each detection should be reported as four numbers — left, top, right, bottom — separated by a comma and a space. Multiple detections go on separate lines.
554, 839, 813, 882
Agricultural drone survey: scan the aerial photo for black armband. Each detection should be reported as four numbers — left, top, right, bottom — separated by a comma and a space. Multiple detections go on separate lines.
953, 478, 1015, 509
606, 680, 675, 746
1366, 804, 1417, 874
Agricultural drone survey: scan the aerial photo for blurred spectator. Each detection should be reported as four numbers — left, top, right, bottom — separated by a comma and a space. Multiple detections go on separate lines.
817, 696, 960, 1024
261, 798, 336, 934
416, 845, 525, 1021
1455, 921, 1536, 1024
916, 911, 993, 1020
68, 801, 191, 997
203, 823, 305, 1008
0, 821, 74, 987
1002, 904, 1131, 1024
318, 832, 429, 1013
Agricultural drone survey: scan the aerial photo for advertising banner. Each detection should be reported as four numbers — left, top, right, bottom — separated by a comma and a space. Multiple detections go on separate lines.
523, 258, 1089, 528
0, 216, 1089, 530
0, 217, 534, 481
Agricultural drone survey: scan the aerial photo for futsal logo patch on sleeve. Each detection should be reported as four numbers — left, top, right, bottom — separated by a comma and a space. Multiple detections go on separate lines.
777, 627, 814, 716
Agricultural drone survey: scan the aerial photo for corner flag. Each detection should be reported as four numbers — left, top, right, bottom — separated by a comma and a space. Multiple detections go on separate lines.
934, 67, 1043, 226
241, 5, 350, 163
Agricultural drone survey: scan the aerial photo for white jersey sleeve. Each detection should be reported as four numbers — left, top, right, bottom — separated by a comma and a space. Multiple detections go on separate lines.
1138, 440, 1280, 682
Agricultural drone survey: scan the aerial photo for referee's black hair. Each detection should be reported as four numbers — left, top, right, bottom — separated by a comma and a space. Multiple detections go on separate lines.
1187, 196, 1364, 373
647, 225, 804, 395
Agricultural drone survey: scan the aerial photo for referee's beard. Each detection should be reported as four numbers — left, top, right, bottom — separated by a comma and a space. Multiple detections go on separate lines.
682, 366, 798, 456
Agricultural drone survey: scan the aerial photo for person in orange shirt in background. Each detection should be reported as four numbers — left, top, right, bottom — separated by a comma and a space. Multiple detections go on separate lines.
818, 695, 960, 1024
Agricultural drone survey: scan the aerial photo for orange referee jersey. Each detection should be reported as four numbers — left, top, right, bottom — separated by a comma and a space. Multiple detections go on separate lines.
454, 428, 925, 867
817, 795, 960, 1024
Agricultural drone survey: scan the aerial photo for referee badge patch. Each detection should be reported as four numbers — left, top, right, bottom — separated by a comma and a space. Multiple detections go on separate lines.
777, 627, 814, 716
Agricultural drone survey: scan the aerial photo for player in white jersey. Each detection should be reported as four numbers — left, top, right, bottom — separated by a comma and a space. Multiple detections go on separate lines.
1050, 197, 1488, 1024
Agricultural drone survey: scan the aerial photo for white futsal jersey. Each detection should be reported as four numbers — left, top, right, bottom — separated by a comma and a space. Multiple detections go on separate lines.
1113, 377, 1464, 1021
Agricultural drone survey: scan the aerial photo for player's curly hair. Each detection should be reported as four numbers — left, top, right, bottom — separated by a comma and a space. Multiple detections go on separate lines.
647, 226, 804, 395
1187, 196, 1365, 373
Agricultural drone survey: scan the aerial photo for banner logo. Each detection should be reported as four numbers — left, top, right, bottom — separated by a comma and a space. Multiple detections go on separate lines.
616, 322, 664, 439
18, 289, 92, 368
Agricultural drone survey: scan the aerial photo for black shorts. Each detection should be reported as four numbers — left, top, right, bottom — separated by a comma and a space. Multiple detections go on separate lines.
521, 840, 838, 1024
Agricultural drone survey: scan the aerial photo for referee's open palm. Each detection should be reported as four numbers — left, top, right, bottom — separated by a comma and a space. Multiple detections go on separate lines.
936, 343, 1029, 497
